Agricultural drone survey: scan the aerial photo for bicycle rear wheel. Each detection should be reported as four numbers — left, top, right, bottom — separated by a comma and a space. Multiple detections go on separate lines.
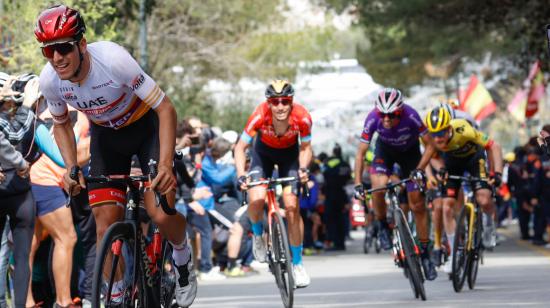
468, 209, 482, 290
92, 222, 146, 308
396, 209, 426, 301
452, 206, 470, 292
270, 211, 294, 308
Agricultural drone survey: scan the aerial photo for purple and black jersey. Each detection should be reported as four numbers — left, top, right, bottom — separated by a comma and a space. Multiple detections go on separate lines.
360, 104, 427, 151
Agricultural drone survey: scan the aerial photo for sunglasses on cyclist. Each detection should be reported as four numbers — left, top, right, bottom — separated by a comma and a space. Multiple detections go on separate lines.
430, 129, 449, 138
378, 110, 401, 119
268, 97, 293, 106
41, 41, 78, 58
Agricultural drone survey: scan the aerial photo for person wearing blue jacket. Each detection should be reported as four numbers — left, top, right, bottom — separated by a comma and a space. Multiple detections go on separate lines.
300, 165, 319, 254
187, 137, 235, 280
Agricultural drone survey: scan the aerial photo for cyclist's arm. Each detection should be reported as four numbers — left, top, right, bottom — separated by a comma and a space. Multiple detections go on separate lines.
416, 133, 436, 170
234, 138, 249, 177
354, 142, 369, 185
153, 97, 177, 168
52, 120, 78, 170
486, 140, 503, 174
299, 141, 313, 170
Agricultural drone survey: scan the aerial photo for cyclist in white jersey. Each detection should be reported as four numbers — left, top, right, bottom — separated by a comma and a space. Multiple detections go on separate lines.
35, 5, 196, 307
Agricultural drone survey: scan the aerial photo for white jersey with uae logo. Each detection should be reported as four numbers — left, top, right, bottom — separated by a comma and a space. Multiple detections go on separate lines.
40, 41, 165, 129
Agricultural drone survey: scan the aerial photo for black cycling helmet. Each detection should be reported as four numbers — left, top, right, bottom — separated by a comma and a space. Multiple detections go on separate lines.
265, 80, 295, 98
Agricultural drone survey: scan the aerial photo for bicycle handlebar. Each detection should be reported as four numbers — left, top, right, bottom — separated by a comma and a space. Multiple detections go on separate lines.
366, 178, 412, 195
241, 176, 310, 206
447, 175, 489, 183
67, 152, 185, 216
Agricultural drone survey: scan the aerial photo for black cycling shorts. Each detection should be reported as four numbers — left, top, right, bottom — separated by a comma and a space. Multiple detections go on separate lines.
88, 110, 160, 207
370, 139, 421, 192
248, 138, 299, 194
441, 149, 491, 199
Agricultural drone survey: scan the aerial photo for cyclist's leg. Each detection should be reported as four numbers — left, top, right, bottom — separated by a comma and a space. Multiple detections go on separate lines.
370, 141, 392, 224
88, 122, 132, 291
400, 145, 430, 244
432, 196, 443, 249
471, 150, 494, 215
246, 140, 272, 237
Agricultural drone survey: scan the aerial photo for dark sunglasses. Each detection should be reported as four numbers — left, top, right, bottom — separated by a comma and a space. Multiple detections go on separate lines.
378, 110, 401, 119
268, 97, 293, 106
430, 129, 448, 138
41, 41, 78, 58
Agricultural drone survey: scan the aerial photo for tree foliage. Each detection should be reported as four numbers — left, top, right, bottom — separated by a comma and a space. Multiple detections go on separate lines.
317, 0, 550, 89
1, 0, 346, 130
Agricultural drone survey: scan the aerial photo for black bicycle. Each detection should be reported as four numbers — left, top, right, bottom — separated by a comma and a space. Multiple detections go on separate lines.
450, 175, 487, 293
366, 178, 426, 301
362, 199, 381, 254
85, 159, 177, 308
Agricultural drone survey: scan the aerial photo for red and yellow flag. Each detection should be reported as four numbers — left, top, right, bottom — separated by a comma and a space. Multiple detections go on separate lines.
508, 61, 546, 122
459, 75, 497, 121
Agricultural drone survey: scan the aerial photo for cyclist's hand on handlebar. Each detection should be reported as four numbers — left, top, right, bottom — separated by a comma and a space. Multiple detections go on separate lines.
410, 168, 426, 182
63, 166, 85, 196
427, 176, 438, 189
238, 175, 248, 191
151, 164, 176, 195
354, 184, 365, 200
298, 168, 309, 184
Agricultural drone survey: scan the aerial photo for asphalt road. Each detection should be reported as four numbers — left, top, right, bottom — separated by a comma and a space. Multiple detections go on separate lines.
192, 226, 550, 308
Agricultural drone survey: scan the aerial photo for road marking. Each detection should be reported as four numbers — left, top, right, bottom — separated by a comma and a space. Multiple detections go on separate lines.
499, 227, 550, 259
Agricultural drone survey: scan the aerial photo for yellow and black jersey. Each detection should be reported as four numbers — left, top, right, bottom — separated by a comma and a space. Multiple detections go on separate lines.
441, 119, 493, 157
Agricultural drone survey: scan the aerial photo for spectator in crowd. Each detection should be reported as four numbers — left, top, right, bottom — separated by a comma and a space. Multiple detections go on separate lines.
188, 137, 236, 280
0, 73, 34, 308
322, 144, 351, 250
300, 162, 320, 255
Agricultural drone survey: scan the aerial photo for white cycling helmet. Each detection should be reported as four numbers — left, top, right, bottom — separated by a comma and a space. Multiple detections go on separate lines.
438, 102, 456, 119
375, 88, 403, 113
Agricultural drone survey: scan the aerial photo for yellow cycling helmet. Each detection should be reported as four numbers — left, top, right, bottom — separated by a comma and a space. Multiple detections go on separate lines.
425, 106, 452, 133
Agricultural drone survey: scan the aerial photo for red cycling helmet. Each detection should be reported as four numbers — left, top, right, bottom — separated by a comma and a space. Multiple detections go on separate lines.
34, 5, 86, 44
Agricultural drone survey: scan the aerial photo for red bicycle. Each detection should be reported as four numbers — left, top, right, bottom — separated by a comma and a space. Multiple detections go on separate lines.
244, 176, 307, 308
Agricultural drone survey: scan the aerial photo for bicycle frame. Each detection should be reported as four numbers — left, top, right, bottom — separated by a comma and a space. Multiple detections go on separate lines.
464, 202, 476, 251
448, 175, 487, 252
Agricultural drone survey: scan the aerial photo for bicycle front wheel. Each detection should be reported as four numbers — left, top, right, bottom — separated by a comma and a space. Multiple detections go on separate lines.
160, 240, 176, 307
270, 211, 294, 308
452, 206, 470, 292
92, 222, 145, 308
396, 209, 426, 301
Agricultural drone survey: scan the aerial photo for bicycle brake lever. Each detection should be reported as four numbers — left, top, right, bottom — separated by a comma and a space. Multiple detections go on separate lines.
148, 159, 177, 215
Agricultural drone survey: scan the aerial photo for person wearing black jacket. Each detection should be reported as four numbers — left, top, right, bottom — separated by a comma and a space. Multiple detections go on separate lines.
322, 144, 351, 250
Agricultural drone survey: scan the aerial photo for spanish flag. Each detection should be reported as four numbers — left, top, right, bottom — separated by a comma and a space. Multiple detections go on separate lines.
459, 75, 497, 122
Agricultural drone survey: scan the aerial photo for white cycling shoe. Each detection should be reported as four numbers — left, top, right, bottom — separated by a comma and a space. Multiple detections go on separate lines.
443, 260, 452, 274
293, 264, 311, 288
253, 235, 268, 263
